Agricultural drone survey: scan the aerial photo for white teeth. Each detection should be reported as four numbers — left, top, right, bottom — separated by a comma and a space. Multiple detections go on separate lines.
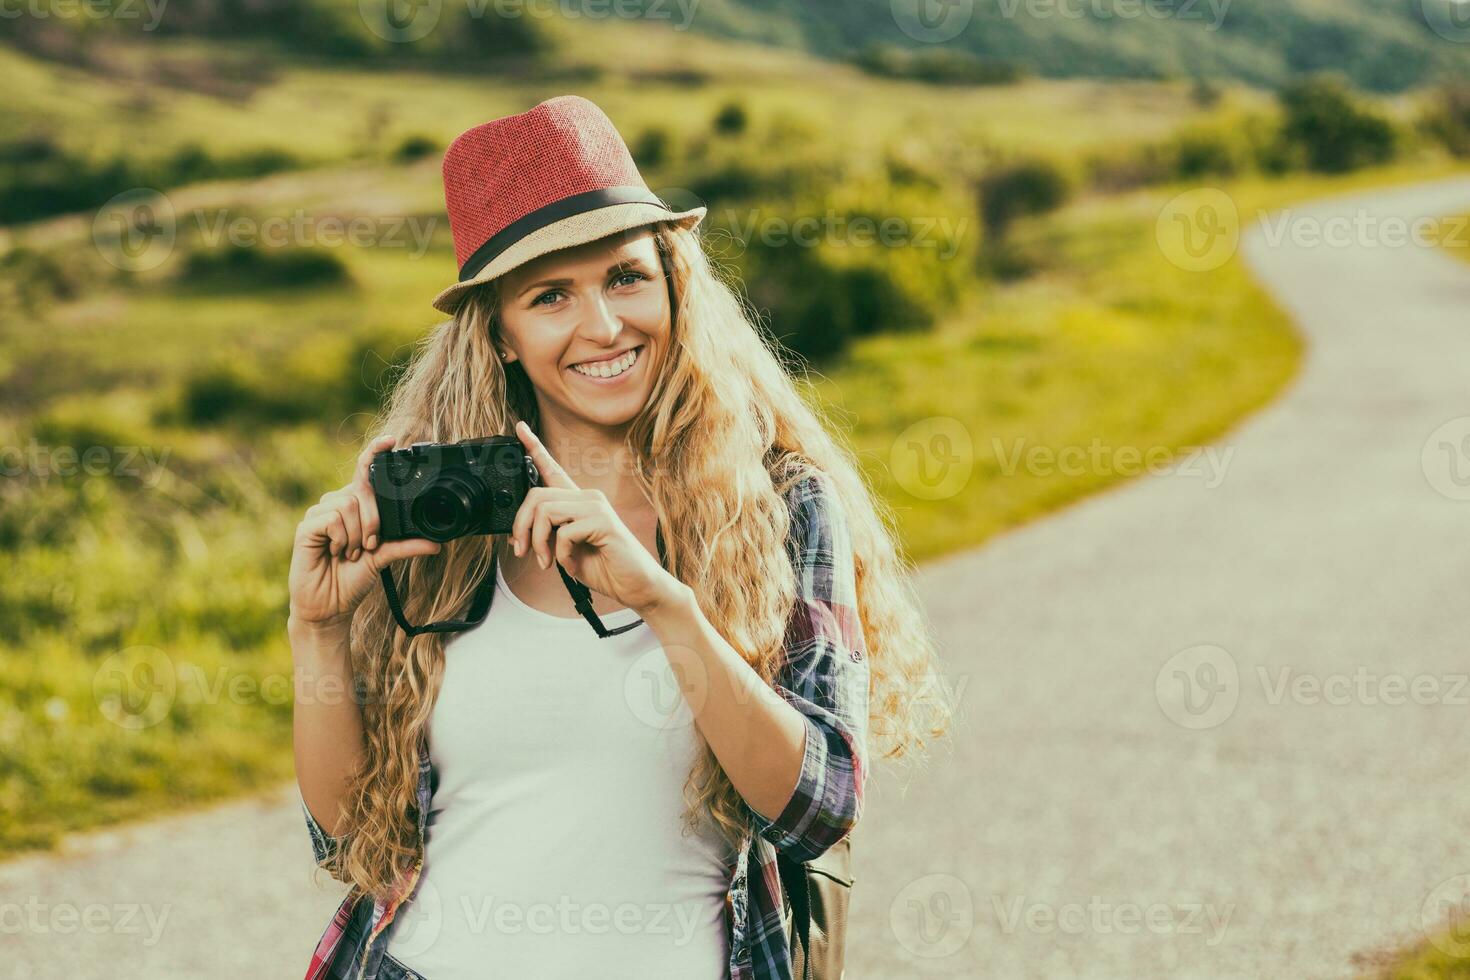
571, 347, 639, 378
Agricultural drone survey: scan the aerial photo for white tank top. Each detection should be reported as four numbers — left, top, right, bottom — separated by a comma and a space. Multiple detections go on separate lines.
384, 559, 737, 980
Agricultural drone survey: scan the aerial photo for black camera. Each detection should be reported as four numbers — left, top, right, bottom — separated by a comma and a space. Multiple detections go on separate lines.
369, 435, 538, 543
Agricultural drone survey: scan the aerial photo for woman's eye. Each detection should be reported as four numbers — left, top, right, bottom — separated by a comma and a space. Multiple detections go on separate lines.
531, 272, 646, 306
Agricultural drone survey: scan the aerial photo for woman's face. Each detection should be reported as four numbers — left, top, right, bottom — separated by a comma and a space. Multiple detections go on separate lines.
495, 228, 670, 430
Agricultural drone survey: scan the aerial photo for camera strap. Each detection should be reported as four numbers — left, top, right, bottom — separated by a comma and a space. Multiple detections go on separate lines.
554, 522, 668, 637
380, 521, 669, 639
380, 562, 497, 638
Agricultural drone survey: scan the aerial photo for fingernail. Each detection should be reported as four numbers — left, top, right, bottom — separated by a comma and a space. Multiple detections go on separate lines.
513, 538, 521, 555
538, 554, 548, 569
351, 548, 361, 562
365, 535, 377, 550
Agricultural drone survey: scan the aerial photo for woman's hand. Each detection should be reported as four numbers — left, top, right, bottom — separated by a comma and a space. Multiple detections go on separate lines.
288, 434, 443, 633
510, 420, 686, 616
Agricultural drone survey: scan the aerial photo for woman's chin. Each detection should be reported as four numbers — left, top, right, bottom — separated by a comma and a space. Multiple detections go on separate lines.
560, 385, 649, 429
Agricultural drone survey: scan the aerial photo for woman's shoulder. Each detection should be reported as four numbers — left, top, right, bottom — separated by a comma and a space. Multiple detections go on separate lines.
776, 465, 847, 548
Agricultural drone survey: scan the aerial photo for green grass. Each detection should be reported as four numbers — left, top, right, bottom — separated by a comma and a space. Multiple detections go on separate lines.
816, 161, 1467, 561
2, 17, 1467, 856
1434, 211, 1470, 266
1367, 929, 1470, 980
0, 26, 1258, 170
4, 158, 1462, 855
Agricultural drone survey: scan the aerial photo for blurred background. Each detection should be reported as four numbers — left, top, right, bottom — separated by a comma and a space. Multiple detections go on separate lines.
3, 1, 1470, 977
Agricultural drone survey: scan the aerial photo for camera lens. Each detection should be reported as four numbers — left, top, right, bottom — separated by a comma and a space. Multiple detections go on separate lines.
411, 473, 486, 541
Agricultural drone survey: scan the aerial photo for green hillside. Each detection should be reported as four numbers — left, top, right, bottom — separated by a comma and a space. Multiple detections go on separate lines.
4, 0, 1469, 97
670, 0, 1470, 93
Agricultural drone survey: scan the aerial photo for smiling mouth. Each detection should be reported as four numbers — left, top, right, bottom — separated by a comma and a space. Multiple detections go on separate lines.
569, 345, 643, 380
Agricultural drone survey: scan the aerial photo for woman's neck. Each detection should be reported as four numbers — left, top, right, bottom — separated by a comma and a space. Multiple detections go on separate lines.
534, 413, 651, 515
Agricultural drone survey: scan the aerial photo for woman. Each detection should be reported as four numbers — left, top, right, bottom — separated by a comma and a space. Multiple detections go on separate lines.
289, 96, 950, 980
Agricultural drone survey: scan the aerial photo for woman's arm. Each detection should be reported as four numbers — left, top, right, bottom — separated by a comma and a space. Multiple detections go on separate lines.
643, 474, 870, 862
291, 616, 365, 848
287, 434, 442, 863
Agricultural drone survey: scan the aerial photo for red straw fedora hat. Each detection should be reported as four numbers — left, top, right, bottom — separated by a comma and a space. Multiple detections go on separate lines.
431, 95, 705, 316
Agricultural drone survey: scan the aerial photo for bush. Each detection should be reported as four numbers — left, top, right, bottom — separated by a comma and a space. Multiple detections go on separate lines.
1171, 126, 1247, 178
977, 159, 1071, 243
178, 244, 350, 290
394, 135, 440, 163
0, 247, 82, 309
438, 6, 552, 62
176, 330, 410, 428
1278, 74, 1396, 173
1422, 82, 1470, 158
852, 44, 1022, 86
713, 102, 748, 137
719, 188, 966, 363
1084, 144, 1176, 193
0, 133, 303, 224
162, 143, 299, 186
632, 127, 671, 169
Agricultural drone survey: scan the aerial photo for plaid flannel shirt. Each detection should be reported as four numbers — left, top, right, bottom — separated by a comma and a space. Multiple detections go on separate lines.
300, 472, 870, 980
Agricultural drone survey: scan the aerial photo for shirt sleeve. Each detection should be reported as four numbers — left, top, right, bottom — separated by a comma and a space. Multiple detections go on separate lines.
748, 472, 870, 864
301, 795, 348, 870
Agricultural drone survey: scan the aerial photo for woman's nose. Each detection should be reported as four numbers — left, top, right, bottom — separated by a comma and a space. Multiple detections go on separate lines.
579, 295, 624, 346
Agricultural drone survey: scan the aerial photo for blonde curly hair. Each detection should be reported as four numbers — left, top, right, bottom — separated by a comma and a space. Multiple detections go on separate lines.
322, 220, 955, 902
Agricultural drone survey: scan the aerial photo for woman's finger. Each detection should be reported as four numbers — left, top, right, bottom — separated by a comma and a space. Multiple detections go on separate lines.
324, 511, 349, 560
355, 434, 398, 492
510, 487, 578, 556
515, 420, 579, 490
371, 537, 442, 568
355, 437, 396, 481
336, 494, 364, 561
553, 517, 593, 567
354, 484, 381, 551
529, 499, 597, 569
352, 436, 396, 550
